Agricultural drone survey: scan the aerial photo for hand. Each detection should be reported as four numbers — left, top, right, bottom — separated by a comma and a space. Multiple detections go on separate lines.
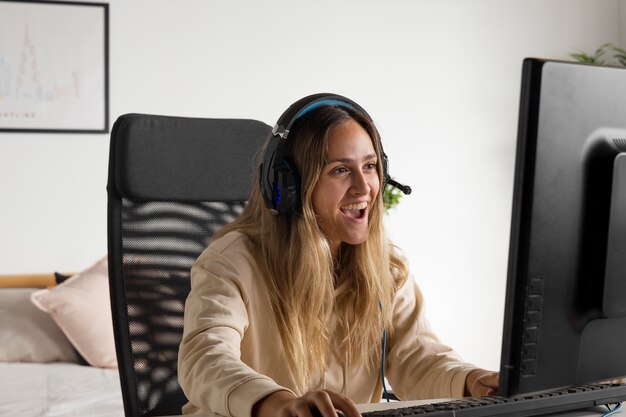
252, 389, 361, 417
464, 369, 499, 397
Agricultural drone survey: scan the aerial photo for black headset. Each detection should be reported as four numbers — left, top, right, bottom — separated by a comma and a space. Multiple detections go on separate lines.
259, 93, 411, 215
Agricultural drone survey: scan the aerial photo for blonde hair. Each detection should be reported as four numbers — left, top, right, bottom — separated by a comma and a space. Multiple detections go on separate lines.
215, 105, 410, 392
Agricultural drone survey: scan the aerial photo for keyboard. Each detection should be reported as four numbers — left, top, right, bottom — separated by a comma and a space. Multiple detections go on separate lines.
361, 384, 626, 417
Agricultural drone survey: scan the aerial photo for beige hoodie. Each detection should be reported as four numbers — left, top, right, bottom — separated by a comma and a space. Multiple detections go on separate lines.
178, 231, 477, 417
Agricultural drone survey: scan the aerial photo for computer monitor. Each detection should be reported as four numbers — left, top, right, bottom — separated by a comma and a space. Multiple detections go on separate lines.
499, 58, 626, 397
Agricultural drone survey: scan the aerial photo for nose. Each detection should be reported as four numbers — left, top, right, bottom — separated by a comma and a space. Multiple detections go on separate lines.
350, 170, 370, 195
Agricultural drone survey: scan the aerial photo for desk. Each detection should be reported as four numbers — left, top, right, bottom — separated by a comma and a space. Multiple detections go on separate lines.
357, 399, 621, 416
163, 402, 621, 416
548, 406, 621, 416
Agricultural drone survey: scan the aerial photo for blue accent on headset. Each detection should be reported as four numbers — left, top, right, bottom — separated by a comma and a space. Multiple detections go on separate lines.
294, 99, 355, 120
274, 185, 281, 206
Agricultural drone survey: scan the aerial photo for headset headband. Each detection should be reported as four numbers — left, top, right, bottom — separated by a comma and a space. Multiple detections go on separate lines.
272, 93, 373, 140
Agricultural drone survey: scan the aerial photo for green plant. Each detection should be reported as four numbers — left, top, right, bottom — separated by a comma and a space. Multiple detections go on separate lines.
383, 183, 404, 212
570, 43, 626, 67
614, 45, 626, 67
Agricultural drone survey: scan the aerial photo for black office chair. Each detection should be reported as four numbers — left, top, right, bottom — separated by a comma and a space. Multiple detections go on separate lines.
107, 114, 271, 417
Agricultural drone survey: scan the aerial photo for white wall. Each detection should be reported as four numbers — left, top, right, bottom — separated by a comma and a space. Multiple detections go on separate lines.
0, 0, 622, 372
621, 0, 626, 46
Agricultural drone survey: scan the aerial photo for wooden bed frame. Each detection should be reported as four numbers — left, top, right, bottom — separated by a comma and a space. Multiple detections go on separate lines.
0, 273, 73, 288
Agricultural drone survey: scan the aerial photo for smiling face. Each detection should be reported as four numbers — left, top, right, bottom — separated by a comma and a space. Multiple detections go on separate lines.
312, 118, 381, 257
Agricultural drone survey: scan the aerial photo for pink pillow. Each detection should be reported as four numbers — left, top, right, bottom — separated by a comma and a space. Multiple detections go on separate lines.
31, 257, 117, 368
0, 288, 79, 364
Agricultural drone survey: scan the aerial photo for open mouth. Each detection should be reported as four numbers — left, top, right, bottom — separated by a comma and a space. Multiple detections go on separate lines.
340, 202, 368, 220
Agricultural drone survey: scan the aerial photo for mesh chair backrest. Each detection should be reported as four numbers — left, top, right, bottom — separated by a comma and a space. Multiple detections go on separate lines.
119, 199, 244, 415
108, 114, 271, 416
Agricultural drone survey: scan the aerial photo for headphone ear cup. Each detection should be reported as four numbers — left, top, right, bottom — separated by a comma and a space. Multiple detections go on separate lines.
260, 136, 294, 214
382, 152, 391, 188
260, 138, 300, 215
271, 157, 300, 214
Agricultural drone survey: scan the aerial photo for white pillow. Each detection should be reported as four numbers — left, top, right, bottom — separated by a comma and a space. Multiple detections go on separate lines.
31, 257, 117, 368
0, 287, 79, 363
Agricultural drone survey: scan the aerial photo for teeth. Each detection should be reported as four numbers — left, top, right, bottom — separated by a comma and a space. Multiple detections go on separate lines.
341, 202, 368, 210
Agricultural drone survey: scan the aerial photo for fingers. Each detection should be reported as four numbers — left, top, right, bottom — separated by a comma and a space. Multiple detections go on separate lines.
476, 383, 496, 397
324, 390, 361, 417
279, 390, 361, 417
465, 370, 500, 397
479, 372, 499, 393
476, 371, 498, 384
306, 390, 337, 417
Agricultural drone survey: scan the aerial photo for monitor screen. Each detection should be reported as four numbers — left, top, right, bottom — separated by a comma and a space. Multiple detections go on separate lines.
499, 58, 626, 397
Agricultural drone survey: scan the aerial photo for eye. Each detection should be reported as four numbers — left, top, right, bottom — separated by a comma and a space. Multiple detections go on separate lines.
332, 166, 348, 175
365, 162, 377, 170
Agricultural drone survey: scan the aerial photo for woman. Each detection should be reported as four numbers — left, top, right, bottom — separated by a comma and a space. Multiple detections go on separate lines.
178, 94, 498, 417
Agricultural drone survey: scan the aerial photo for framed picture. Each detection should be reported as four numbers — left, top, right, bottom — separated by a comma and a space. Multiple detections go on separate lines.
0, 0, 109, 133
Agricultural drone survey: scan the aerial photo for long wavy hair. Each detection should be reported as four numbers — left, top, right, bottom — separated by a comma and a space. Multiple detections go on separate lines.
215, 104, 410, 392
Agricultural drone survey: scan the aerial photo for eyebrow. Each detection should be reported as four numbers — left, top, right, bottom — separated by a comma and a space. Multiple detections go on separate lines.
326, 153, 378, 164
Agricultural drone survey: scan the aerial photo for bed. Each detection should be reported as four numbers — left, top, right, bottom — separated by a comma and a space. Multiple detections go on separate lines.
0, 362, 123, 417
0, 258, 125, 417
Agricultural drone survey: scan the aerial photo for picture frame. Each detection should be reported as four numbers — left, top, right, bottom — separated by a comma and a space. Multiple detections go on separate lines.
0, 0, 109, 133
